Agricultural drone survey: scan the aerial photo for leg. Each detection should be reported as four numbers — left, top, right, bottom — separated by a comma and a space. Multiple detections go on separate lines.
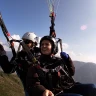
57, 93, 83, 96
65, 83, 96, 96
25, 90, 29, 96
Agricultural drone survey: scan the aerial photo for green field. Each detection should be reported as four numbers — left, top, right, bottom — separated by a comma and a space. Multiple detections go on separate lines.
0, 72, 24, 96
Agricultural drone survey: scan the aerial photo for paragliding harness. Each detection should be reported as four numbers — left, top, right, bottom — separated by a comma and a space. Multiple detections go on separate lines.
40, 59, 75, 92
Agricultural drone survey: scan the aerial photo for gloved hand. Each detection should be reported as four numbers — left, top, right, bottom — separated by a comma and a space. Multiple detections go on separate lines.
60, 52, 69, 60
0, 44, 6, 56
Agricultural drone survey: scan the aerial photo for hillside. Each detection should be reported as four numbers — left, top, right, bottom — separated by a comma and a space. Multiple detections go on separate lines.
74, 61, 96, 83
0, 72, 24, 96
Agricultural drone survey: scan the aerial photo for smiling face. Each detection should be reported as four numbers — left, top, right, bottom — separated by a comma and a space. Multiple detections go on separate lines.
40, 40, 52, 55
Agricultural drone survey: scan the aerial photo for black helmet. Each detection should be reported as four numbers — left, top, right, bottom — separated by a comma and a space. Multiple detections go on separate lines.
40, 36, 58, 54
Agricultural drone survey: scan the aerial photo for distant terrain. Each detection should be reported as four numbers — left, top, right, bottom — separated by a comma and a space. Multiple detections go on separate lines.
74, 61, 96, 84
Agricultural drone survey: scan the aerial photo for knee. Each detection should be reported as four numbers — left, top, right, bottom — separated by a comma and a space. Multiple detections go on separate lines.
58, 93, 83, 96
84, 84, 96, 88
76, 83, 96, 89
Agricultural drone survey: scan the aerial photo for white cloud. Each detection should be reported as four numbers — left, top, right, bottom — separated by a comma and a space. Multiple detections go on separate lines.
0, 34, 21, 51
55, 42, 69, 57
71, 54, 96, 64
67, 51, 96, 64
80, 25, 87, 30
3, 44, 11, 51
69, 51, 76, 56
0, 41, 3, 45
12, 34, 21, 40
62, 43, 69, 49
88, 20, 96, 29
77, 53, 83, 56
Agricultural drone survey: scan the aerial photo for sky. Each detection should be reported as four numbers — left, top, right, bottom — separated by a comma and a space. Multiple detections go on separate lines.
0, 0, 96, 63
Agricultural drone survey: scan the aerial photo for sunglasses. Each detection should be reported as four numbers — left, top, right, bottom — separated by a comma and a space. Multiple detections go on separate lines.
24, 40, 32, 44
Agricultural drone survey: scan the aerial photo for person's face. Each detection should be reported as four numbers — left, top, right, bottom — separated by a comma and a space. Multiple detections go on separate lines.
23, 39, 33, 48
41, 40, 52, 55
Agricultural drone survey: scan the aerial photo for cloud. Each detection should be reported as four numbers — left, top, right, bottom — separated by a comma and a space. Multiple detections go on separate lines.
69, 51, 76, 56
67, 51, 96, 64
12, 34, 21, 40
80, 25, 87, 30
3, 44, 11, 51
77, 53, 83, 56
55, 42, 69, 57
71, 54, 96, 64
0, 34, 21, 51
88, 20, 96, 29
62, 43, 69, 49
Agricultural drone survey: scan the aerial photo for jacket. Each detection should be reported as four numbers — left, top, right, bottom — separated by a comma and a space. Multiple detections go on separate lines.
0, 47, 40, 89
26, 54, 75, 96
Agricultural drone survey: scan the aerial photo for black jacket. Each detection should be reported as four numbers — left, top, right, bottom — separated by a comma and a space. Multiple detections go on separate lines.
0, 47, 40, 89
26, 55, 75, 96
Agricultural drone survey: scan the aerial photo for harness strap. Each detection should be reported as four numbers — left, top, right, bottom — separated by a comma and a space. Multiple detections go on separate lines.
41, 65, 63, 73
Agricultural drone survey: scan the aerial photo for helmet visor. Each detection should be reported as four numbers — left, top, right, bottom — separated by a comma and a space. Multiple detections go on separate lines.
23, 40, 32, 44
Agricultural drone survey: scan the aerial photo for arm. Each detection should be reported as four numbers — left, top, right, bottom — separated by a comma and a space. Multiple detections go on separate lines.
0, 44, 16, 73
60, 52, 75, 76
0, 55, 15, 73
26, 66, 54, 96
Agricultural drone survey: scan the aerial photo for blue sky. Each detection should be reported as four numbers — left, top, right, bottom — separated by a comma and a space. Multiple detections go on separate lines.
0, 0, 96, 63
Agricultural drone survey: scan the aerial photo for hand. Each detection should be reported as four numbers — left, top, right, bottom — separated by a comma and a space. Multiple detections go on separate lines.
0, 44, 6, 56
42, 89, 54, 96
60, 52, 68, 59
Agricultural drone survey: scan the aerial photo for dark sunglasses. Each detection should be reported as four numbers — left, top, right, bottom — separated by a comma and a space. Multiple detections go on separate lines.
24, 40, 32, 44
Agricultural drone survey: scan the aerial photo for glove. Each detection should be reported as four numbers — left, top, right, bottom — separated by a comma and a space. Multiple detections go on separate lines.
0, 44, 6, 56
60, 52, 69, 60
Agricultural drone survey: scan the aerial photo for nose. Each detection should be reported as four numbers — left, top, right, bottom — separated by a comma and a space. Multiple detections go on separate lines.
42, 44, 46, 48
